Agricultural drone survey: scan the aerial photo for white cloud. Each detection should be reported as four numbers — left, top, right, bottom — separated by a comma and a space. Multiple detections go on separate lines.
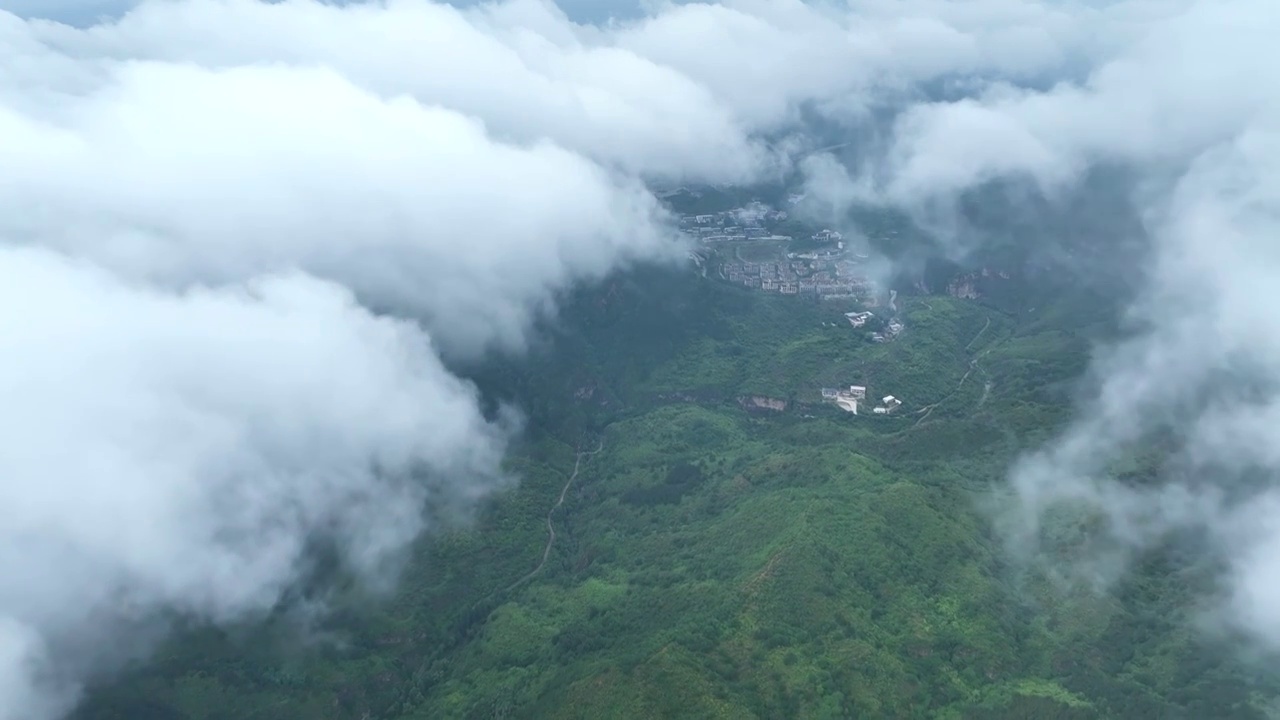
1, 55, 681, 356
8, 0, 1167, 186
0, 620, 65, 720
12, 0, 771, 184
0, 247, 517, 717
867, 0, 1277, 205
615, 0, 1094, 128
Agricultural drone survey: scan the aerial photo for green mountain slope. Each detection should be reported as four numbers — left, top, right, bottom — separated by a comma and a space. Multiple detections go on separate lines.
77, 266, 1274, 720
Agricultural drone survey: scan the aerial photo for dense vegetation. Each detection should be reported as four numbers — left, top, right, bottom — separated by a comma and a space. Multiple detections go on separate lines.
78, 262, 1275, 719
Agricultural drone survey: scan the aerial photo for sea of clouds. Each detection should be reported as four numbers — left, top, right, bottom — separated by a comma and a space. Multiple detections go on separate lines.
2, 0, 1278, 716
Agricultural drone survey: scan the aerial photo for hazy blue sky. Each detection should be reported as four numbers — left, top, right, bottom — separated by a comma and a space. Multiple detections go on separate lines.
0, 0, 651, 25
0, 0, 136, 24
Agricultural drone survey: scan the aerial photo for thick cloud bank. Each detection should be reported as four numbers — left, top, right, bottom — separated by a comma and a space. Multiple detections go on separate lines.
0, 58, 674, 355
0, 250, 514, 719
0, 0, 697, 716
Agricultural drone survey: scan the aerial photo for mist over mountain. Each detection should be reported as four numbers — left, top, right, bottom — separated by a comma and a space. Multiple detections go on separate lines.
2, 0, 1279, 718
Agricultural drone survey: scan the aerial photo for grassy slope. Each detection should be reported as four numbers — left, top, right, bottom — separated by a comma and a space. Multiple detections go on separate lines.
77, 269, 1273, 720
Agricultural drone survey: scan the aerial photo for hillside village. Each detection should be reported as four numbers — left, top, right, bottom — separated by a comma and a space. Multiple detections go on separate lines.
820, 385, 903, 416
673, 196, 914, 420
678, 201, 789, 243
678, 200, 882, 301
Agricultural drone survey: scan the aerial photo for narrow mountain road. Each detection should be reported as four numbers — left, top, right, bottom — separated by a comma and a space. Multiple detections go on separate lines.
914, 315, 998, 428
505, 439, 604, 593
965, 315, 992, 351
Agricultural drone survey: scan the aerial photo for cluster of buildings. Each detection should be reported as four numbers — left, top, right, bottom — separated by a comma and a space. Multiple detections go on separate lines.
788, 233, 865, 262
842, 310, 905, 343
723, 260, 876, 298
819, 386, 903, 416
678, 200, 882, 302
678, 202, 790, 244
822, 385, 866, 413
872, 319, 904, 343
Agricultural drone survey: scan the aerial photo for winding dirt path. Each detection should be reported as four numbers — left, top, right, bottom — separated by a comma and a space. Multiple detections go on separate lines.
504, 439, 604, 593
965, 315, 992, 351
913, 315, 998, 428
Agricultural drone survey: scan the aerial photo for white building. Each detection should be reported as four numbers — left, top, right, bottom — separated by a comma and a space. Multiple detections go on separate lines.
845, 311, 874, 328
879, 395, 903, 414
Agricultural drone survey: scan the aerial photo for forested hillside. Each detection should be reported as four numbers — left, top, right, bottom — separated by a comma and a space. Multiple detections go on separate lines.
78, 265, 1274, 720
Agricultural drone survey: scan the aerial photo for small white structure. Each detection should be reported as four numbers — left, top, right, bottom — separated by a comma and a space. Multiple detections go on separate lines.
877, 395, 903, 414
872, 407, 888, 414
845, 311, 874, 328
822, 385, 867, 414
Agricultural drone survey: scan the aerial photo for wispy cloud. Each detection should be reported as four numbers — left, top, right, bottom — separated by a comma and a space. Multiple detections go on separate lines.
874, 0, 1280, 654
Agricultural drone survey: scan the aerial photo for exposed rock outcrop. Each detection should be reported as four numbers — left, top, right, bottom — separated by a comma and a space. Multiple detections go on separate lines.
738, 395, 788, 412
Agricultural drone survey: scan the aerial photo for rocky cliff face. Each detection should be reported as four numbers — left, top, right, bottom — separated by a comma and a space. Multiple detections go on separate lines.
947, 267, 1013, 299
948, 276, 980, 299
738, 396, 787, 412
